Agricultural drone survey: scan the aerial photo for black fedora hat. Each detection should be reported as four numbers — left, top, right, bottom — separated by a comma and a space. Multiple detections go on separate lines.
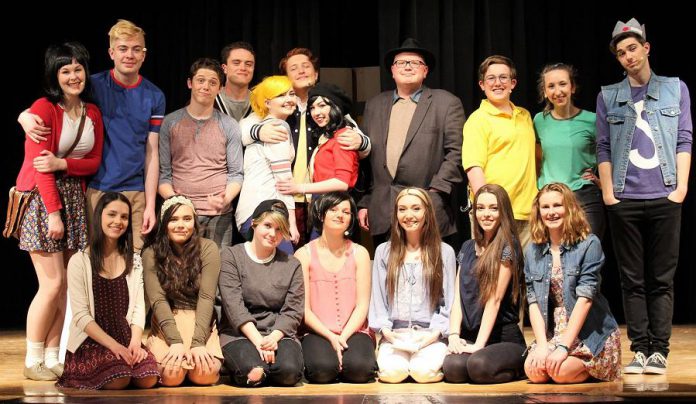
384, 38, 436, 71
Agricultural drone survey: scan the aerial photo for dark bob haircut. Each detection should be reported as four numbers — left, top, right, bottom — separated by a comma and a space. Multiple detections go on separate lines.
310, 191, 357, 237
43, 42, 92, 104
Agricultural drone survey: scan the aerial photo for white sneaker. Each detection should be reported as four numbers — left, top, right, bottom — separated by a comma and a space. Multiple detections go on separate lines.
644, 352, 668, 375
624, 352, 647, 374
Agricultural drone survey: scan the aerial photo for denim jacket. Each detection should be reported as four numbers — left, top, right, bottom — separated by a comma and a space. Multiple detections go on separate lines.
600, 73, 681, 193
524, 234, 618, 356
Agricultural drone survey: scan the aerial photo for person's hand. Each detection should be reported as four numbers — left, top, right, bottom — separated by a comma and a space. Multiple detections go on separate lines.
141, 205, 156, 235
330, 334, 349, 368
527, 345, 549, 379
289, 223, 300, 244
336, 128, 362, 151
127, 340, 148, 364
19, 110, 50, 143
110, 343, 135, 366
447, 334, 466, 354
33, 150, 66, 173
190, 346, 217, 374
602, 193, 621, 206
460, 342, 483, 354
412, 329, 441, 350
161, 343, 187, 370
358, 209, 369, 231
47, 211, 64, 240
259, 122, 289, 144
667, 187, 687, 204
276, 178, 300, 195
259, 333, 281, 351
546, 346, 569, 378
207, 192, 228, 213
380, 328, 399, 344
260, 348, 276, 364
581, 168, 600, 187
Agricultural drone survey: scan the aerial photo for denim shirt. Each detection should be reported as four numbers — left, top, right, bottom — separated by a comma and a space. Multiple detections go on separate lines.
524, 234, 618, 356
600, 73, 681, 193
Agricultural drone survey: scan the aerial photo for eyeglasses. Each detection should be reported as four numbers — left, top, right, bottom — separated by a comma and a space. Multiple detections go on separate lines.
393, 60, 426, 69
484, 74, 511, 84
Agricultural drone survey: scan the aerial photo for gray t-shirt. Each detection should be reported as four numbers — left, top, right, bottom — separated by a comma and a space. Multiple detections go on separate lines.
219, 91, 251, 122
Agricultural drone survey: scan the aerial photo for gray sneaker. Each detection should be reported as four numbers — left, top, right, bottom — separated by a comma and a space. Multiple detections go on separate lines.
644, 352, 668, 375
624, 352, 647, 374
23, 362, 57, 381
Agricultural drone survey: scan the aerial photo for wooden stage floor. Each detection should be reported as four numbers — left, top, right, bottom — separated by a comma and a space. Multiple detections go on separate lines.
1, 326, 695, 403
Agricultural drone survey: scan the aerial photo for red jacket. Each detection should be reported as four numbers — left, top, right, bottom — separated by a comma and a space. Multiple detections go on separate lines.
16, 98, 104, 213
312, 127, 359, 188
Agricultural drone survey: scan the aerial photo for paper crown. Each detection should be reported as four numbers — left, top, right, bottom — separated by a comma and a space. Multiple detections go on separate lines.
611, 18, 646, 44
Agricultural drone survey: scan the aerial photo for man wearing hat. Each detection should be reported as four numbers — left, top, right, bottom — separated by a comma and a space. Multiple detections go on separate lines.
357, 38, 465, 249
597, 18, 692, 375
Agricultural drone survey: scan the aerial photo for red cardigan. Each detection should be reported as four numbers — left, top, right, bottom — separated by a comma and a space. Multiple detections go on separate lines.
312, 127, 359, 188
16, 98, 104, 213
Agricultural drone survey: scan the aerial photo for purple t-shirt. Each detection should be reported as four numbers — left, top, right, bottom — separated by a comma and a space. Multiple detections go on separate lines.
596, 82, 692, 199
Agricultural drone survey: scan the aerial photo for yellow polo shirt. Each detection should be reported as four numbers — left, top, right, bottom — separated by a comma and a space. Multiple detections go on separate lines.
462, 99, 537, 220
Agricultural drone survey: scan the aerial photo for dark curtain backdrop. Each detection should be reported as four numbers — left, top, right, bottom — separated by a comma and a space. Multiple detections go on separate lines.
1, 1, 693, 329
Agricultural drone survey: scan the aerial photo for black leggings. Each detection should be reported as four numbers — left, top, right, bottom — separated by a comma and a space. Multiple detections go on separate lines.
222, 338, 304, 387
302, 332, 377, 383
443, 324, 526, 384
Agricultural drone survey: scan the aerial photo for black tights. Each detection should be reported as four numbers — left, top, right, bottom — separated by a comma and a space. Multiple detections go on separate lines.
443, 342, 526, 384
302, 332, 377, 383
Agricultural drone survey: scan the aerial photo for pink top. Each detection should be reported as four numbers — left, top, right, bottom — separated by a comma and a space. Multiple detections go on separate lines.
307, 240, 371, 337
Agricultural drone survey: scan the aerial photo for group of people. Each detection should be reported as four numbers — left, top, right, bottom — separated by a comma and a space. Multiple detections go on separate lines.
12, 15, 689, 389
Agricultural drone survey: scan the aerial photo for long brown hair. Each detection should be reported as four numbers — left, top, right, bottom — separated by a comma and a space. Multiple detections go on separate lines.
153, 202, 203, 302
386, 188, 443, 311
530, 183, 590, 245
472, 185, 522, 304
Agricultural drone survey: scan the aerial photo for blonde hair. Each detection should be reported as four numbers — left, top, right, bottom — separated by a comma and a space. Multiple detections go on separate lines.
108, 19, 145, 47
250, 76, 293, 118
386, 187, 443, 311
251, 210, 291, 240
529, 183, 590, 246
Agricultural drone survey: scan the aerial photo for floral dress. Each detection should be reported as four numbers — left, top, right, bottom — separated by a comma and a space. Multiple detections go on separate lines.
537, 263, 622, 381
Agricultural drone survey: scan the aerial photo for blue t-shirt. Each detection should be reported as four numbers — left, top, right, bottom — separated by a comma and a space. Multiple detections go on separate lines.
89, 70, 166, 192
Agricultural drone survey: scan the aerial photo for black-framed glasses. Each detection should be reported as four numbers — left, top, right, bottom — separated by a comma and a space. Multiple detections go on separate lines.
484, 74, 511, 84
393, 60, 426, 69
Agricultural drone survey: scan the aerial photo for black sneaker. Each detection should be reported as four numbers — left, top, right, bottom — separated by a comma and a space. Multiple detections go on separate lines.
624, 352, 647, 374
644, 352, 667, 375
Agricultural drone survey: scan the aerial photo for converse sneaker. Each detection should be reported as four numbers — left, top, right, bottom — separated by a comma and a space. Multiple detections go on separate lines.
624, 352, 647, 374
644, 352, 668, 375
23, 362, 57, 381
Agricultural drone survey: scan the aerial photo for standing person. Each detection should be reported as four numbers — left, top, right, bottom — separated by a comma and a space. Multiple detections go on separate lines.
20, 19, 165, 251
216, 41, 255, 122
236, 75, 299, 254
359, 39, 465, 250
276, 82, 360, 196
369, 188, 456, 383
535, 63, 605, 240
219, 200, 304, 387
158, 58, 243, 248
597, 18, 692, 374
463, 55, 536, 249
142, 196, 222, 386
443, 185, 526, 384
524, 183, 621, 384
16, 42, 103, 380
241, 48, 370, 247
296, 192, 377, 383
58, 192, 159, 390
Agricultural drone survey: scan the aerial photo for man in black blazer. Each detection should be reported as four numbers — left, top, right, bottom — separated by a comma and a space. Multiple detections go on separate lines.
357, 38, 465, 249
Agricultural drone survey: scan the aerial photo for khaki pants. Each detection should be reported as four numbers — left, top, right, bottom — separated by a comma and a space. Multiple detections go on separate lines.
86, 188, 146, 252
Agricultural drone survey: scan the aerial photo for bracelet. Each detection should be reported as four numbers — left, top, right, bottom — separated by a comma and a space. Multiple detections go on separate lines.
447, 332, 460, 338
556, 343, 569, 353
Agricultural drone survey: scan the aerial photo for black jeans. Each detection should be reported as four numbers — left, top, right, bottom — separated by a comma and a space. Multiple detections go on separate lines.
222, 338, 304, 387
302, 332, 377, 383
443, 323, 526, 384
607, 197, 681, 356
575, 184, 606, 242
